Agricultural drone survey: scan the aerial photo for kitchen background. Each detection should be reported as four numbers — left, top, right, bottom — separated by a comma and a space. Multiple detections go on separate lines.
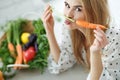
0, 0, 120, 80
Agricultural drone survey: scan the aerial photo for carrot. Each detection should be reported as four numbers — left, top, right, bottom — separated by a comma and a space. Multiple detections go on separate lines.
13, 20, 23, 69
16, 44, 23, 64
14, 44, 23, 69
76, 20, 107, 29
51, 8, 107, 29
7, 22, 16, 58
52, 9, 107, 29
8, 43, 16, 58
0, 71, 4, 80
23, 51, 27, 64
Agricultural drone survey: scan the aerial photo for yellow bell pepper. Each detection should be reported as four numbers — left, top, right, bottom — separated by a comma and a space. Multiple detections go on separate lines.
21, 32, 30, 44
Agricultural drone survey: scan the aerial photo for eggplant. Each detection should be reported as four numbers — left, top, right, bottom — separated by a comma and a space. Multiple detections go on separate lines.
23, 33, 37, 50
29, 34, 37, 44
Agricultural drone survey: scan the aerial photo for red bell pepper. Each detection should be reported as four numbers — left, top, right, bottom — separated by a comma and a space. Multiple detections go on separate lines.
23, 46, 36, 63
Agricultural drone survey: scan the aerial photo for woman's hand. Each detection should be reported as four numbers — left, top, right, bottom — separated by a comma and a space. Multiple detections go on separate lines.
42, 5, 54, 34
89, 27, 108, 80
90, 27, 109, 53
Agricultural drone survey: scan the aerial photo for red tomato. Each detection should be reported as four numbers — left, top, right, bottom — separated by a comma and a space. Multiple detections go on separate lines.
23, 46, 36, 63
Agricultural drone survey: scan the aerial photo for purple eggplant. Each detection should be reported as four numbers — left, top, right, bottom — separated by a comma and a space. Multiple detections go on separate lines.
23, 33, 37, 50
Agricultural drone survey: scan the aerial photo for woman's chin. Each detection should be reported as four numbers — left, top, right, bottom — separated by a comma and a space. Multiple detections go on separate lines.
64, 22, 76, 30
65, 25, 73, 29
66, 25, 76, 30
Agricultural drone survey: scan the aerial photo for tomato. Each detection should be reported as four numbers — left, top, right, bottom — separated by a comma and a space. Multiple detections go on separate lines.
23, 46, 36, 63
21, 33, 30, 44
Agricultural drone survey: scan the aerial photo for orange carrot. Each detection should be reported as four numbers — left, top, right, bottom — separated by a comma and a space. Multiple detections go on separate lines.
8, 43, 16, 58
14, 44, 23, 69
52, 8, 107, 29
23, 51, 27, 64
7, 22, 16, 58
14, 57, 19, 69
0, 71, 4, 80
13, 20, 23, 69
16, 44, 23, 64
76, 20, 107, 29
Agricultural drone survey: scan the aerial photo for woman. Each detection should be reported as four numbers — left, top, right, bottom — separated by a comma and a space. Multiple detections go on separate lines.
42, 0, 120, 80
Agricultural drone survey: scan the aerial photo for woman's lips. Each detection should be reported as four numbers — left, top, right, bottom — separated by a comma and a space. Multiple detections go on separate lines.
64, 20, 72, 25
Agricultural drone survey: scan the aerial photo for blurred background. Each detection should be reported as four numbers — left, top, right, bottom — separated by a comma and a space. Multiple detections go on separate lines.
0, 0, 120, 80
0, 0, 64, 43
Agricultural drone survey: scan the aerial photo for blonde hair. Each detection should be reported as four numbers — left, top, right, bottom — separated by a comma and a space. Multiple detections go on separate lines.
71, 0, 110, 68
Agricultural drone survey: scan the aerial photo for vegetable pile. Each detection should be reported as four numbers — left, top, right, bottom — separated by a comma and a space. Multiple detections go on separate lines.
0, 18, 49, 79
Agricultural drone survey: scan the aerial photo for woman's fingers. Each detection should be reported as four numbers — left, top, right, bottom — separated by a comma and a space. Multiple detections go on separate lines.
41, 4, 54, 34
93, 38, 100, 47
93, 26, 109, 48
43, 9, 52, 20
45, 13, 51, 22
43, 4, 51, 15
94, 34, 102, 46
42, 5, 52, 21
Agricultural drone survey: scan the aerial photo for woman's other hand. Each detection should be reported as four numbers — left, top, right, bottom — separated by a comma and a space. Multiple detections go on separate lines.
42, 5, 54, 34
90, 27, 109, 53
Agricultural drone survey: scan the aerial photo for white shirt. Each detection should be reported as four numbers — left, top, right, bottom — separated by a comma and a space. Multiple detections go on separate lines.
48, 23, 120, 80
99, 24, 120, 80
48, 25, 77, 74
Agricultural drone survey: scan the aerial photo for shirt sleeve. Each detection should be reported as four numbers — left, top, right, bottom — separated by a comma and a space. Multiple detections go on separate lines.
48, 25, 76, 74
100, 26, 120, 80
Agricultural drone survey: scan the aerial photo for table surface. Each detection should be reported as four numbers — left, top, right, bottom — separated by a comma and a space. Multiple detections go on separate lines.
8, 64, 88, 80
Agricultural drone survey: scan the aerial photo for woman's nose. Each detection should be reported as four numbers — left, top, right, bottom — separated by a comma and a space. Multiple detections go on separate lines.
66, 9, 74, 18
